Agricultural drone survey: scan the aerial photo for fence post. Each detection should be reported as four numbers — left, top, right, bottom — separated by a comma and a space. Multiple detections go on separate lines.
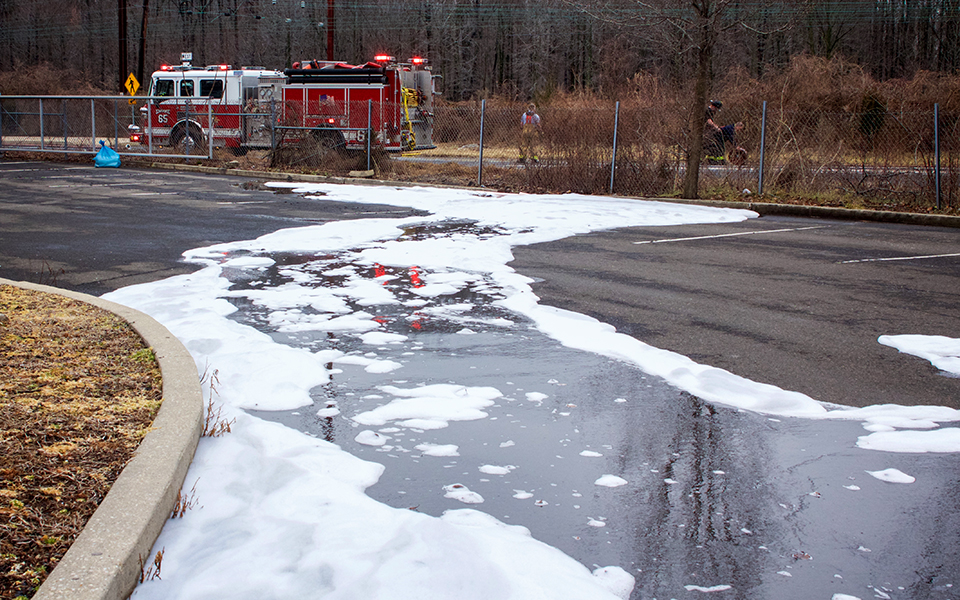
114, 100, 119, 149
609, 101, 620, 194
367, 99, 373, 171
935, 103, 942, 210
130, 101, 136, 150
184, 100, 191, 155
147, 99, 153, 154
758, 101, 767, 195
39, 98, 45, 151
91, 98, 96, 151
270, 99, 276, 152
61, 99, 67, 154
207, 102, 213, 158
478, 99, 486, 187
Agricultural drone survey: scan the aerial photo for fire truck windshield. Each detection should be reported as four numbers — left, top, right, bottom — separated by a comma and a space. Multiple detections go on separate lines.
152, 80, 174, 97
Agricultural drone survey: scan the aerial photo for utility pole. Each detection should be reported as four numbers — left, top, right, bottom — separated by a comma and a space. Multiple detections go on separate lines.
137, 0, 149, 86
118, 0, 128, 92
326, 0, 334, 60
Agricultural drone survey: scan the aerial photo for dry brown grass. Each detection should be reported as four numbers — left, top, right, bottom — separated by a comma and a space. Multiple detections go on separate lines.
0, 64, 109, 96
3, 53, 956, 209
0, 285, 161, 599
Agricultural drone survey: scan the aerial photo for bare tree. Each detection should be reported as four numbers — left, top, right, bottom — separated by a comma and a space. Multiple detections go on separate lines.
677, 0, 726, 198
1, 0, 957, 116
560, 0, 802, 198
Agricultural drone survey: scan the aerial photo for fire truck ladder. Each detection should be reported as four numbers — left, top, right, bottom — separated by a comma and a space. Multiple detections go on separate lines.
400, 88, 419, 151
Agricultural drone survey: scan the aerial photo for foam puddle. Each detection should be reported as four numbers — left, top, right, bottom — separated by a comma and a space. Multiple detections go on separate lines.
105, 183, 960, 600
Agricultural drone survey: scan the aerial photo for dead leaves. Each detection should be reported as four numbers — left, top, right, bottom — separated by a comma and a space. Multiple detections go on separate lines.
0, 285, 162, 598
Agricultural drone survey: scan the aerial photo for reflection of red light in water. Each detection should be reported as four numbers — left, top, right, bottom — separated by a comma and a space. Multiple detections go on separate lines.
410, 312, 425, 330
374, 263, 386, 278
409, 266, 424, 288
373, 316, 390, 325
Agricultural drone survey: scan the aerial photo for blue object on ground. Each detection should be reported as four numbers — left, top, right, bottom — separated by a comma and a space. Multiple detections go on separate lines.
94, 140, 121, 168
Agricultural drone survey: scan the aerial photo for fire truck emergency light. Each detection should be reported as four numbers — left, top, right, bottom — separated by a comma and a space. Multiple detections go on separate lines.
410, 57, 426, 65
374, 55, 395, 63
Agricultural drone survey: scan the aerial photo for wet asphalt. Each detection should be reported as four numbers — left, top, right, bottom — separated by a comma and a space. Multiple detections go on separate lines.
233, 245, 959, 600
0, 161, 427, 295
2, 160, 957, 410
2, 160, 960, 599
511, 218, 960, 410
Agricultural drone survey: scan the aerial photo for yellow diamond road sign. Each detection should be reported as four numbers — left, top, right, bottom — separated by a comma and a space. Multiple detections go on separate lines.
125, 73, 140, 97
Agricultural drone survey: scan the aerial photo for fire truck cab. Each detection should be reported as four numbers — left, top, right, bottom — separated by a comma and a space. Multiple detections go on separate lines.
128, 52, 282, 153
130, 52, 437, 157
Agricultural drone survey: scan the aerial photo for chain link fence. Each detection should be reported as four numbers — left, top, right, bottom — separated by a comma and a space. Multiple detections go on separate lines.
2, 94, 955, 210
0, 96, 142, 155
0, 96, 425, 170
428, 100, 956, 210
0, 95, 224, 158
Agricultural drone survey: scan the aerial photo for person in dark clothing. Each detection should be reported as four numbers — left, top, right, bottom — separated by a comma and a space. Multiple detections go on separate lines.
704, 100, 745, 164
704, 100, 726, 162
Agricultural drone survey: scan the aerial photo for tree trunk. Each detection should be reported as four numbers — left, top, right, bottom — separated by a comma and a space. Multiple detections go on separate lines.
136, 0, 149, 86
682, 14, 715, 199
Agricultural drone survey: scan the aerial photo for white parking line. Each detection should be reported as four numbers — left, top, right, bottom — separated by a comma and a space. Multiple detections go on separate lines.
840, 252, 960, 264
633, 225, 827, 245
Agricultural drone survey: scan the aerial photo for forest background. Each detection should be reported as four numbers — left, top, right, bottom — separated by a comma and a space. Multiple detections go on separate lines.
0, 0, 958, 207
1, 0, 957, 99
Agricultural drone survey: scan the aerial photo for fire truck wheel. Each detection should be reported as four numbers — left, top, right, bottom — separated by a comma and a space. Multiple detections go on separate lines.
171, 128, 206, 156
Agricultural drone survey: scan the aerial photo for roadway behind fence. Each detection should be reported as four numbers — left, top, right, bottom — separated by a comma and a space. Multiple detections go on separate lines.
1, 95, 955, 210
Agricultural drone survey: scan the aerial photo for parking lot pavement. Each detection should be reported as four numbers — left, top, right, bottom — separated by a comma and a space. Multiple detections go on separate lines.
0, 161, 425, 296
510, 216, 960, 409
3, 159, 958, 410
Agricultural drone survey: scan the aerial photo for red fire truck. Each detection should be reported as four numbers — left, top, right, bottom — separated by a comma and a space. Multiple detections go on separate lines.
129, 52, 437, 157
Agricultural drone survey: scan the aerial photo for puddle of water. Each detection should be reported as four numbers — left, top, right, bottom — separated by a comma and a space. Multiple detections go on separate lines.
224, 239, 960, 600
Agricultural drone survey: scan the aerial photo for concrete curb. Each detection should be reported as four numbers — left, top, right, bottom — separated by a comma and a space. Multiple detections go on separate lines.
142, 160, 511, 191
146, 161, 443, 189
144, 161, 960, 229
1, 279, 204, 600
654, 197, 960, 229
